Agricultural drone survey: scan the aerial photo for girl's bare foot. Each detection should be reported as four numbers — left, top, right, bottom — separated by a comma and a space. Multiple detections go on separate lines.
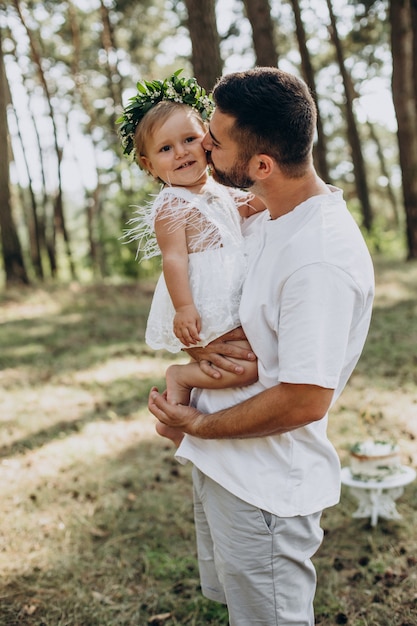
165, 364, 192, 405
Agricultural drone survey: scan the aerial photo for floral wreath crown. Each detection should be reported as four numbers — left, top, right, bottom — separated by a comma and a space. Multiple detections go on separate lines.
117, 69, 214, 160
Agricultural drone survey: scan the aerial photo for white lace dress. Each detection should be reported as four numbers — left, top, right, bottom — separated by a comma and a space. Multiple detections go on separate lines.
126, 177, 250, 353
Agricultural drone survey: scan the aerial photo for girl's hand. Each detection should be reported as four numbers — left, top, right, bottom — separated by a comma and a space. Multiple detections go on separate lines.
173, 304, 202, 346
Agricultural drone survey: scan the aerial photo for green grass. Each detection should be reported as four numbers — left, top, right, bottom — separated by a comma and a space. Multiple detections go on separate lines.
0, 258, 416, 625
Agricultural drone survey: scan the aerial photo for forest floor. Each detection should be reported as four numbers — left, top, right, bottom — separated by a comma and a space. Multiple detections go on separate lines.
0, 256, 416, 626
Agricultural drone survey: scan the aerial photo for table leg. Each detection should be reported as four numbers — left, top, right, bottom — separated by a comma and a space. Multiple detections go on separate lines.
348, 486, 405, 526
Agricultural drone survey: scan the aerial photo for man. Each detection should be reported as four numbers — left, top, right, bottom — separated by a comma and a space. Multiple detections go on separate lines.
148, 67, 374, 625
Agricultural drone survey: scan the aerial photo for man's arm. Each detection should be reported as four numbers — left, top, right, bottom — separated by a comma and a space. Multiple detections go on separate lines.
148, 382, 334, 439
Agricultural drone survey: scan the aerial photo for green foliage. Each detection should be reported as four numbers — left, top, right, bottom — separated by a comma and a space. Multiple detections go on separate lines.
4, 0, 411, 284
104, 174, 163, 279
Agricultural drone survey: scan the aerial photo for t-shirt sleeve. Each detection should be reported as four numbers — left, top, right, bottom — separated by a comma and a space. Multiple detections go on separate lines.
277, 263, 363, 389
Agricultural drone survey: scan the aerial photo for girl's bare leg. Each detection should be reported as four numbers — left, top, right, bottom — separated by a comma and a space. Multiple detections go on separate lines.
165, 363, 194, 405
165, 340, 258, 405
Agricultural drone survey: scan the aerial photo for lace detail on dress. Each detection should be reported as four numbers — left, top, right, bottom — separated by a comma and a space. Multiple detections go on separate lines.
123, 177, 258, 352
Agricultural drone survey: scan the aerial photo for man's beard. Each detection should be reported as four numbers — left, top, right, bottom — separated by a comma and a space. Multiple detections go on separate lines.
207, 153, 254, 189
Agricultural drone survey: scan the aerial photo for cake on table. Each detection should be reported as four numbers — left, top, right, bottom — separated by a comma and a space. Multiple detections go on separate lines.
350, 440, 402, 481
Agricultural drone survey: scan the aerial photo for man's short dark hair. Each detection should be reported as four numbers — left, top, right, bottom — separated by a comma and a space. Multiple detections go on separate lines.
212, 67, 317, 177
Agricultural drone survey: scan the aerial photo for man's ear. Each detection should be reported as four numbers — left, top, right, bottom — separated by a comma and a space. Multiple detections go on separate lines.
249, 154, 274, 180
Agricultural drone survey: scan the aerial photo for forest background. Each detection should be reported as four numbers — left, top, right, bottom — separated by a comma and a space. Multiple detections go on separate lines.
1, 0, 417, 286
1, 1, 417, 625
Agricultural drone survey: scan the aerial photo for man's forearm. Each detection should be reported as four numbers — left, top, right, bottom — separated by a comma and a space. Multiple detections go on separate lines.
188, 383, 334, 439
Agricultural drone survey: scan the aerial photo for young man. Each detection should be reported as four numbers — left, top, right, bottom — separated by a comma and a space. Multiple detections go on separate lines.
148, 67, 374, 625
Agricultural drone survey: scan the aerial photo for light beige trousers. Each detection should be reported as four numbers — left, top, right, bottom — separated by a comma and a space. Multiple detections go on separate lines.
192, 466, 324, 626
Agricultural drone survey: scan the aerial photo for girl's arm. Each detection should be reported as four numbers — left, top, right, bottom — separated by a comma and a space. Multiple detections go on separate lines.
154, 212, 201, 346
238, 194, 266, 218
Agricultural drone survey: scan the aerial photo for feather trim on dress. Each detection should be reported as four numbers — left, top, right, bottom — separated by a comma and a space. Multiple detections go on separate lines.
123, 177, 257, 352
123, 177, 253, 261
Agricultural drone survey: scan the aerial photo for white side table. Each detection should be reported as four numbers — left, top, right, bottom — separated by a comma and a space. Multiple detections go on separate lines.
341, 466, 416, 527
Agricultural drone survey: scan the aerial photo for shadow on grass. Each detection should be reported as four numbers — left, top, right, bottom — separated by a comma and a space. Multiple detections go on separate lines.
1, 435, 416, 626
0, 374, 161, 459
1, 270, 416, 626
0, 438, 229, 626
0, 283, 171, 378
1, 282, 416, 390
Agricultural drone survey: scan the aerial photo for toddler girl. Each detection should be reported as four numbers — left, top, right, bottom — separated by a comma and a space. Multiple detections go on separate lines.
119, 72, 264, 408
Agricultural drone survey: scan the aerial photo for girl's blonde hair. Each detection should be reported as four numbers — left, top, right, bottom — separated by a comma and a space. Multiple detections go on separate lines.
135, 101, 208, 171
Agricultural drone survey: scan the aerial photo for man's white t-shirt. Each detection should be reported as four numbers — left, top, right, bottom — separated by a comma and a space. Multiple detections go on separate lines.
176, 188, 375, 517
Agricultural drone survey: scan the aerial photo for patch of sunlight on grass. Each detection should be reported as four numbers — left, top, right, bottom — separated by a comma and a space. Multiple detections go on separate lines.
0, 381, 155, 451
4, 418, 156, 482
70, 356, 177, 384
76, 418, 156, 461
0, 417, 158, 573
375, 277, 414, 305
374, 257, 417, 306
2, 342, 47, 359
0, 291, 62, 322
0, 383, 94, 424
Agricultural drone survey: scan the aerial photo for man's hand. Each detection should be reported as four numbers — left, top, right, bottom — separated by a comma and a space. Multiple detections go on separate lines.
149, 382, 334, 442
149, 386, 204, 436
184, 327, 256, 379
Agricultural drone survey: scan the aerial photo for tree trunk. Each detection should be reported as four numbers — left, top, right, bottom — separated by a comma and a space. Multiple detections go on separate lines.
327, 0, 373, 231
366, 120, 401, 226
390, 0, 417, 259
8, 26, 56, 278
289, 0, 331, 182
99, 0, 124, 119
7, 82, 44, 279
12, 0, 75, 278
242, 0, 278, 67
411, 0, 417, 109
183, 0, 223, 90
0, 28, 29, 286
68, 0, 103, 277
